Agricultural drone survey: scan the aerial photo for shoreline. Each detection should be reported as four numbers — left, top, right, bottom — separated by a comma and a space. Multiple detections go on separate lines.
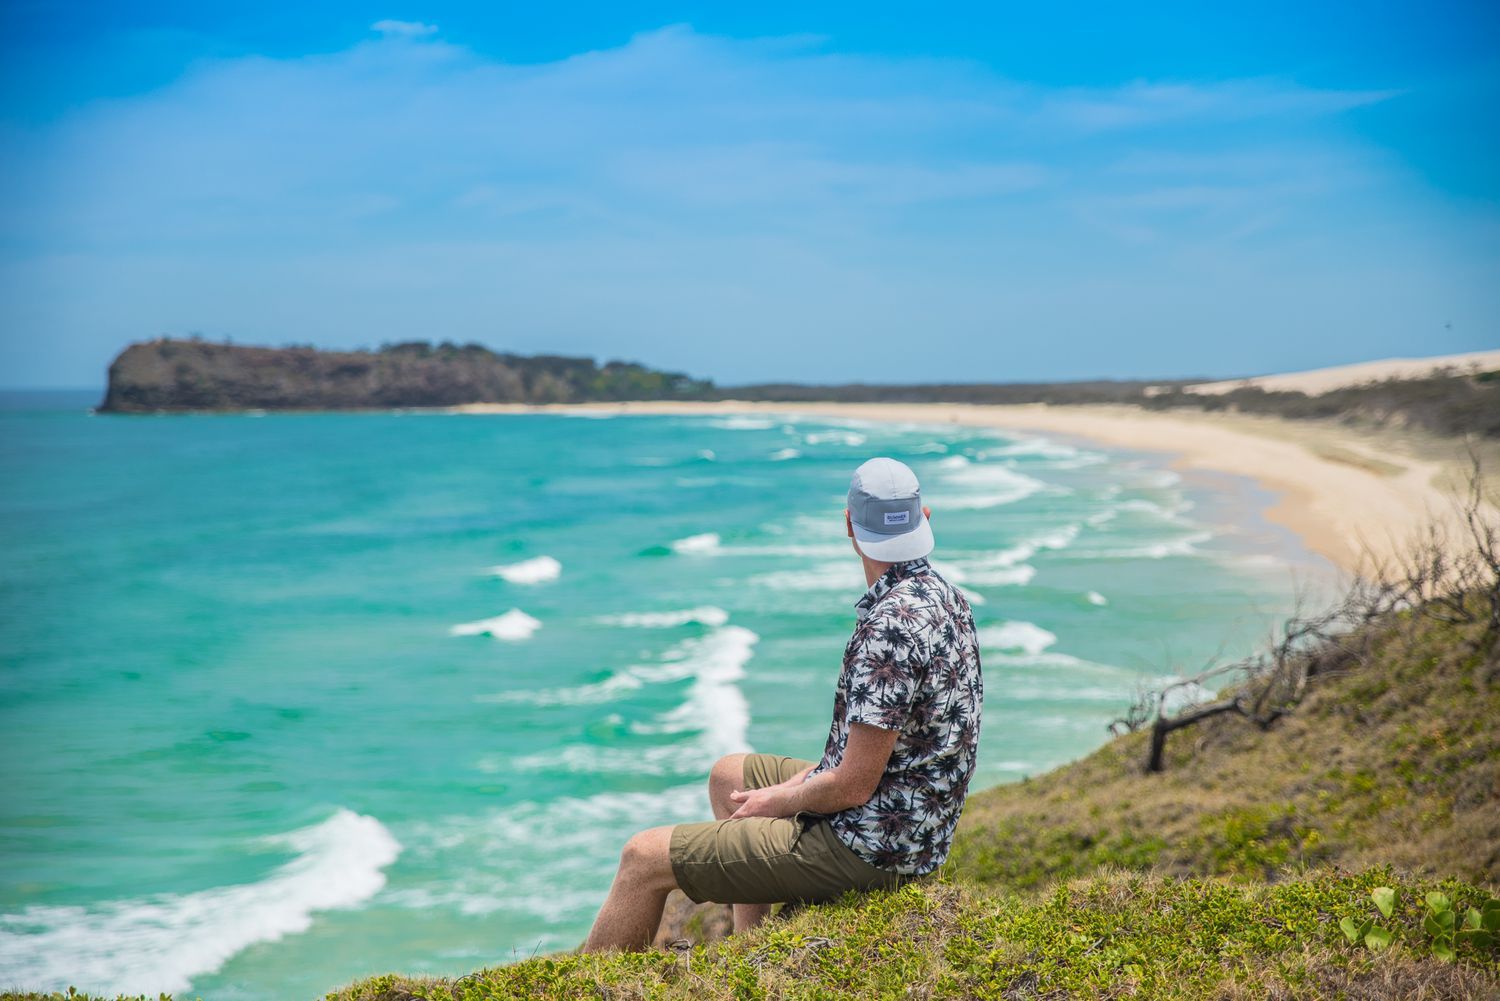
451, 399, 1491, 575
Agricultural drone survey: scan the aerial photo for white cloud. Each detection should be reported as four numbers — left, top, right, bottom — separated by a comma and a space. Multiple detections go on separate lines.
0, 24, 1493, 387
370, 19, 438, 38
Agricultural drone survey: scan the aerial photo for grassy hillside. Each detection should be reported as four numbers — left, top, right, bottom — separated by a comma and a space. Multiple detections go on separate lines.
949, 607, 1499, 892
16, 594, 1496, 1000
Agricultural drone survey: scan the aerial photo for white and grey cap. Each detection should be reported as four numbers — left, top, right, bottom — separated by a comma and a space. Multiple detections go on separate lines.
847, 457, 934, 562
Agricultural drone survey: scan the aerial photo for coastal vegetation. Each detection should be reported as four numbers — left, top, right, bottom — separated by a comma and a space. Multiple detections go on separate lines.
733, 367, 1500, 440
99, 338, 1498, 441
97, 338, 712, 412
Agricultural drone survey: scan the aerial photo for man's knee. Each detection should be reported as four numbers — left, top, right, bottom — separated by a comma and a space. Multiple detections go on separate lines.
620, 830, 653, 867
619, 826, 676, 886
710, 753, 746, 794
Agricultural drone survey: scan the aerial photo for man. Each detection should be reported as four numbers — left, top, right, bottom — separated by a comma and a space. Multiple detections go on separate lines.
582, 457, 983, 952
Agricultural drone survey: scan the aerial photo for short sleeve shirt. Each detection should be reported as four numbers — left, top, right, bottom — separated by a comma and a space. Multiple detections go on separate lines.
808, 558, 983, 875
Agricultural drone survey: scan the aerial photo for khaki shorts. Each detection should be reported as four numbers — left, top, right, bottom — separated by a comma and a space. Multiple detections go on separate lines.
669, 753, 909, 905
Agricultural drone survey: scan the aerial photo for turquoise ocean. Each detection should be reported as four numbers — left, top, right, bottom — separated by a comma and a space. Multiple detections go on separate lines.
0, 392, 1334, 998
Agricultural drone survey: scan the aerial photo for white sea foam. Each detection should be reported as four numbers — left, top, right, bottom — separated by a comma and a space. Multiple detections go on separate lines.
1042, 453, 1109, 470
982, 437, 1081, 460
1071, 530, 1215, 560
1116, 498, 1194, 520
1086, 591, 1109, 606
1003, 683, 1133, 703
1158, 679, 1218, 715
1136, 469, 1182, 488
978, 621, 1058, 655
943, 523, 1078, 587
718, 542, 849, 558
752, 561, 863, 591
486, 555, 562, 585
803, 430, 867, 446
769, 447, 801, 461
479, 624, 756, 748
671, 532, 722, 554
0, 809, 400, 995
928, 560, 967, 583
449, 608, 542, 641
507, 626, 759, 774
963, 564, 1038, 587
933, 460, 1048, 509
929, 564, 996, 604
982, 438, 1107, 470
597, 606, 731, 629
696, 448, 717, 461
390, 785, 703, 923
476, 670, 643, 707
630, 625, 756, 756
1031, 524, 1081, 550
986, 649, 1094, 667
944, 490, 1042, 511
912, 442, 949, 453
712, 416, 777, 430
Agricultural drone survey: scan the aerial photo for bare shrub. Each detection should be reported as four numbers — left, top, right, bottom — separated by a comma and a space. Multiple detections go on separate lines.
1123, 453, 1499, 773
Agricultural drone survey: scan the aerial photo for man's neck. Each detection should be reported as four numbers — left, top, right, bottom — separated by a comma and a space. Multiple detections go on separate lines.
860, 555, 895, 588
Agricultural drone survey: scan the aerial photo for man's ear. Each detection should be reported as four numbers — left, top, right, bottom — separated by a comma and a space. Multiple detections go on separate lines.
845, 508, 854, 538
922, 505, 932, 521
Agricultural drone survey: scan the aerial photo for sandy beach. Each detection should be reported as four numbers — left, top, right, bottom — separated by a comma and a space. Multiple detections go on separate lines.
453, 399, 1495, 575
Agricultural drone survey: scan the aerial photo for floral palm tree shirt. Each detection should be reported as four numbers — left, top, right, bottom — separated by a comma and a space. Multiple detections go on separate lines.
808, 557, 983, 875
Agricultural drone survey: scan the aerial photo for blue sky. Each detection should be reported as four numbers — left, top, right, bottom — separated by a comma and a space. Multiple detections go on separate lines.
2, 2, 1497, 388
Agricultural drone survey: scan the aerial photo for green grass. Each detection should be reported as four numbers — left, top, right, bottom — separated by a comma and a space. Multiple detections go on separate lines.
302, 869, 1499, 1000
949, 608, 1499, 892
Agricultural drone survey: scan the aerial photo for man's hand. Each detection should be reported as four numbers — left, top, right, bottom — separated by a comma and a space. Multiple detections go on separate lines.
728, 785, 790, 819
727, 725, 899, 821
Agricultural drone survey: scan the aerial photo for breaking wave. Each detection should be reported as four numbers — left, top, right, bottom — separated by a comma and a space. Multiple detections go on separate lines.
0, 810, 400, 996
487, 555, 562, 584
597, 606, 730, 628
449, 608, 542, 641
671, 532, 722, 554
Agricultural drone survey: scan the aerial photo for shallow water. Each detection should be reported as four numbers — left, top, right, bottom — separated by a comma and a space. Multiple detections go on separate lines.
0, 395, 1334, 998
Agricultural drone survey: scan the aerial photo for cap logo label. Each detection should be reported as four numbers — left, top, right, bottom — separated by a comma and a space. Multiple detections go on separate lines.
883, 510, 911, 526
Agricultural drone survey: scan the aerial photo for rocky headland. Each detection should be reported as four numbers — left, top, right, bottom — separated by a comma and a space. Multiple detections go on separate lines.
97, 338, 713, 413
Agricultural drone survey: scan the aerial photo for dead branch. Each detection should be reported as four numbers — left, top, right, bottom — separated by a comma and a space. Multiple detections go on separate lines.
1135, 450, 1498, 773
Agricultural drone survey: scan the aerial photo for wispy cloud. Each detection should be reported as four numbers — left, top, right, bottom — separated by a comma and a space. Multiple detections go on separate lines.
370, 20, 438, 39
0, 24, 1492, 386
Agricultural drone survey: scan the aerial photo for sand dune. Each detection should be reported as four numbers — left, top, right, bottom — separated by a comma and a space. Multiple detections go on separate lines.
1180, 349, 1500, 396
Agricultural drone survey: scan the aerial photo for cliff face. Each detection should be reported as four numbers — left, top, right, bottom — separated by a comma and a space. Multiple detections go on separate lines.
98, 339, 713, 412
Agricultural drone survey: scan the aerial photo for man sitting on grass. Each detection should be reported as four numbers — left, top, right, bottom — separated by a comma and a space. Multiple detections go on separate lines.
583, 457, 984, 951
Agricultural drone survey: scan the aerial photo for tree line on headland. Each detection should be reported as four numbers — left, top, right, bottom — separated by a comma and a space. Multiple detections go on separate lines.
99, 337, 1500, 439
97, 337, 713, 412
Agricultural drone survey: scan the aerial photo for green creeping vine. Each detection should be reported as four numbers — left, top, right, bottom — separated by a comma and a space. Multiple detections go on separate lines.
1341, 885, 1500, 962
1339, 885, 1394, 951
1424, 890, 1500, 962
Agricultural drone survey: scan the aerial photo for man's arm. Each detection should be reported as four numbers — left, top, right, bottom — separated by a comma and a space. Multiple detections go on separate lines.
776, 764, 816, 788
728, 723, 897, 819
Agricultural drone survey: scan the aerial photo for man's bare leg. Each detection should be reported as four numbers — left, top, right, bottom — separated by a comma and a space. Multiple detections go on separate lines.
582, 825, 677, 952
708, 753, 772, 933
